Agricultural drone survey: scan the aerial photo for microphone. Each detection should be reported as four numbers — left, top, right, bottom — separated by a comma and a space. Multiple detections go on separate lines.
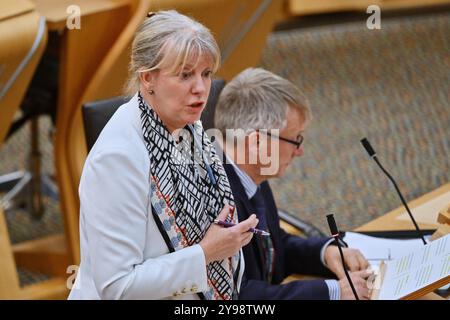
360, 138, 427, 245
360, 138, 376, 157
326, 214, 359, 300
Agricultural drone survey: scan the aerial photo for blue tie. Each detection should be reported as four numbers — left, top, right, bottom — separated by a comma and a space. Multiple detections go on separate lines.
250, 187, 274, 282
250, 187, 268, 230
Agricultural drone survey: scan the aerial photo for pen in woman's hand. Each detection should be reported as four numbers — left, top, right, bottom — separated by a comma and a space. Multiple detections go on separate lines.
213, 219, 270, 237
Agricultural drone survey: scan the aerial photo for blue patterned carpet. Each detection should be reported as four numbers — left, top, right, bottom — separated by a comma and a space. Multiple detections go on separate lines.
259, 12, 450, 233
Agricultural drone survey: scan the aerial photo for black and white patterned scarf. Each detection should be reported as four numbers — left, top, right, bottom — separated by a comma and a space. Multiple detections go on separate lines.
138, 93, 239, 300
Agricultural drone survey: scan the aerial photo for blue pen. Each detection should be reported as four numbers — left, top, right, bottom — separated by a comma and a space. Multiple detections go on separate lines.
213, 219, 270, 237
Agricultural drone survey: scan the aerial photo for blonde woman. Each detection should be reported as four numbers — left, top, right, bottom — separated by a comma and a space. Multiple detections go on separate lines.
68, 10, 257, 300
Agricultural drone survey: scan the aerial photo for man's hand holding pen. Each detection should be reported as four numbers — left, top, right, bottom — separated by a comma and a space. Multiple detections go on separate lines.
199, 205, 259, 264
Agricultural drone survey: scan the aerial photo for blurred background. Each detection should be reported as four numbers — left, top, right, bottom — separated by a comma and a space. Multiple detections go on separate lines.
1, 0, 449, 299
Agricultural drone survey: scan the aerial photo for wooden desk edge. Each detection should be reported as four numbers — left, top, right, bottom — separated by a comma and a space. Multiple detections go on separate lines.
356, 183, 450, 232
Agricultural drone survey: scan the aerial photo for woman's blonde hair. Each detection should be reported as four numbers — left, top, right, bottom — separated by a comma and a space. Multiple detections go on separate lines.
125, 10, 220, 96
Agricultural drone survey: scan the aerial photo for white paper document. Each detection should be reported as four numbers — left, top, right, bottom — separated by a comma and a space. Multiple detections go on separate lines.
343, 231, 425, 262
377, 234, 449, 299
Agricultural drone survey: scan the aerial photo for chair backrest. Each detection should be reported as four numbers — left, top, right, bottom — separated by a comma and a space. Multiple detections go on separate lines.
82, 79, 226, 153
0, 0, 47, 143
82, 96, 131, 152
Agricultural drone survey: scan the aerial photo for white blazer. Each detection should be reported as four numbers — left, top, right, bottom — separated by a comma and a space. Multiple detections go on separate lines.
68, 94, 229, 299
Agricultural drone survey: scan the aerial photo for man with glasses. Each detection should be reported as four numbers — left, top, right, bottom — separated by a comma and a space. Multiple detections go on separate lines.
214, 68, 371, 300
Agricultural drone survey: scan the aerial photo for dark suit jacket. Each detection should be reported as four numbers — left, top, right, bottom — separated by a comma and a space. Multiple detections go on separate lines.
224, 163, 337, 300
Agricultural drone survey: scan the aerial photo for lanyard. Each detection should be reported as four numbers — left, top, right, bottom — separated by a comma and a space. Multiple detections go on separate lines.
187, 124, 217, 186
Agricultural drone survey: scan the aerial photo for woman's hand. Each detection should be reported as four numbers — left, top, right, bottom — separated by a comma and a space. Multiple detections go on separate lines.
200, 205, 259, 264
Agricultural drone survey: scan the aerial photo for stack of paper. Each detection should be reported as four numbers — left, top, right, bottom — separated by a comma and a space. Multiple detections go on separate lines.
377, 234, 449, 299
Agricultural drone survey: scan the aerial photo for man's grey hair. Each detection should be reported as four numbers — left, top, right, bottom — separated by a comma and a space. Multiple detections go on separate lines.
214, 68, 311, 134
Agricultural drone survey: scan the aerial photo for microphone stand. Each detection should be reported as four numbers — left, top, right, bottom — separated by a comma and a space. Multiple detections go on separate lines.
327, 214, 359, 300
360, 138, 427, 245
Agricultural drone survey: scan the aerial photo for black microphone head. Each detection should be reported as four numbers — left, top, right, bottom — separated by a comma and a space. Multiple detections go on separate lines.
361, 138, 376, 157
326, 214, 339, 236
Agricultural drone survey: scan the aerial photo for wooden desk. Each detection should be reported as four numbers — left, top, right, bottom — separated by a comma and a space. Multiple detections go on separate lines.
356, 183, 449, 300
1, 0, 136, 299
287, 0, 450, 16
355, 183, 450, 232
29, 0, 134, 267
286, 183, 450, 300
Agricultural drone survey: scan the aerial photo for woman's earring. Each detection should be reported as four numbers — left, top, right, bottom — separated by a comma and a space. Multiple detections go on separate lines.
148, 89, 154, 95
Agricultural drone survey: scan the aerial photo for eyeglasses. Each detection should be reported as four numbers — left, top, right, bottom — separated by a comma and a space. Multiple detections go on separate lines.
263, 131, 304, 149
